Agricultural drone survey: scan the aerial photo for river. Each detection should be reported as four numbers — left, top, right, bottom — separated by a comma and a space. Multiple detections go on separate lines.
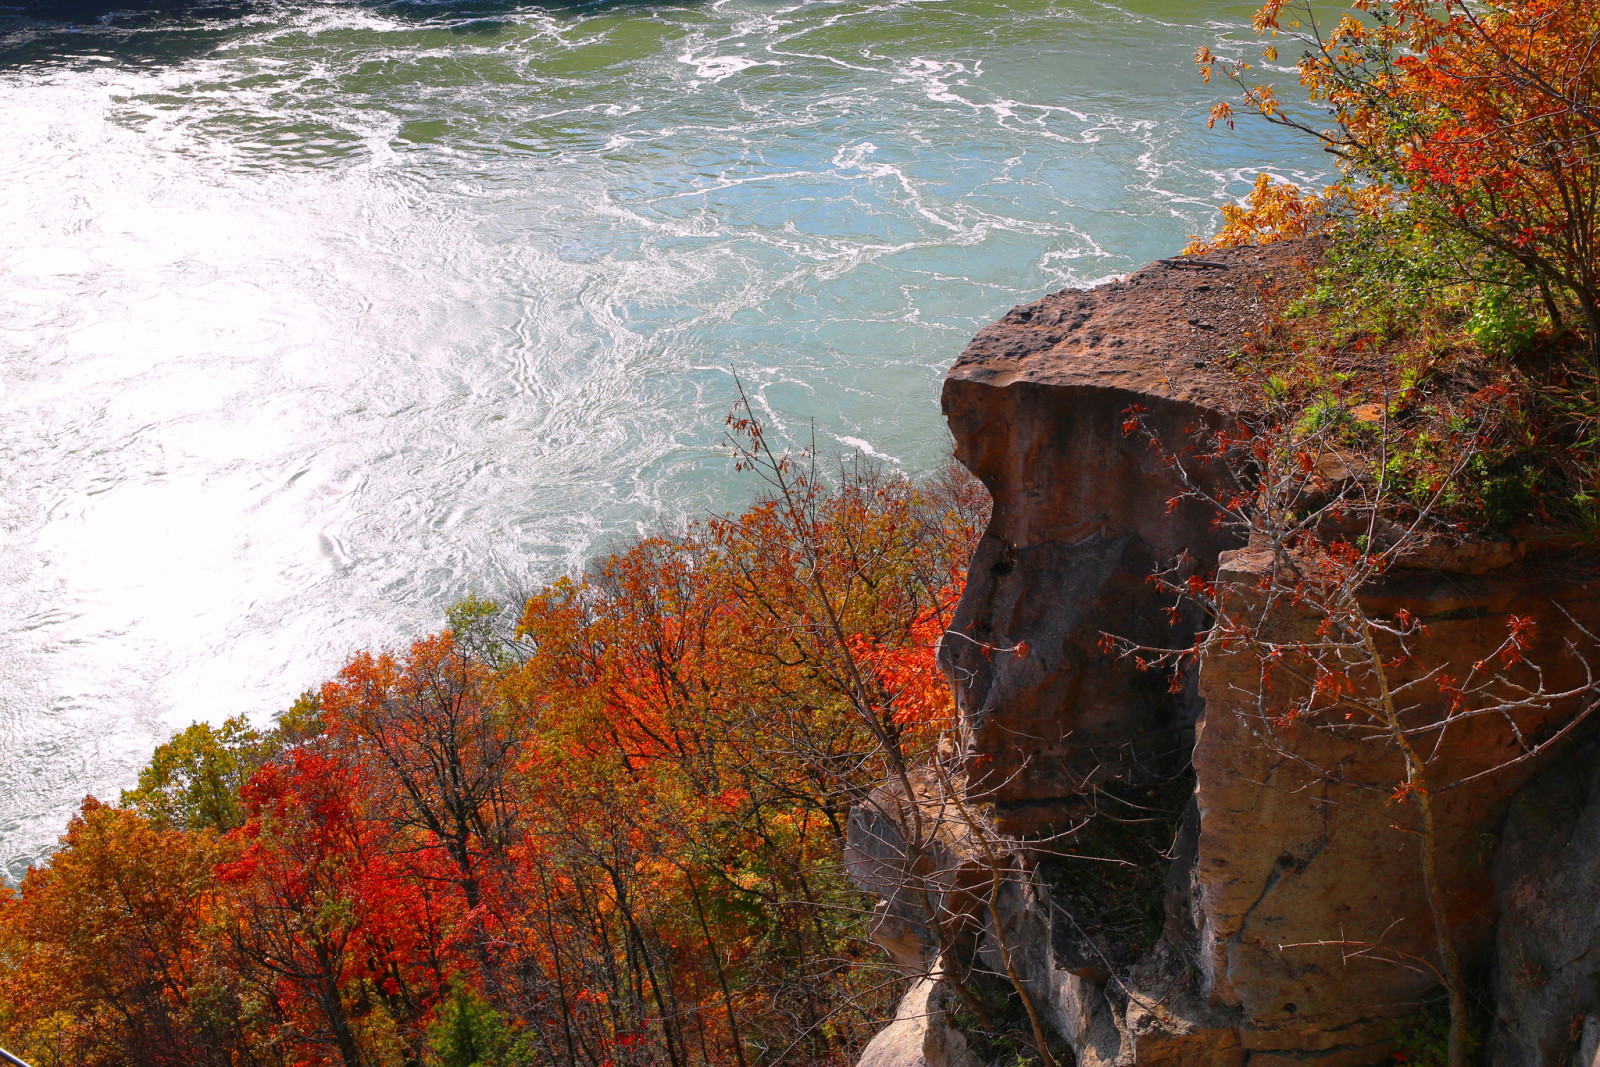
0, 0, 1320, 875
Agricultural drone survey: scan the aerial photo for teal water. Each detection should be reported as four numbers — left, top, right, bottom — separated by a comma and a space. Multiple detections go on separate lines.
0, 0, 1321, 874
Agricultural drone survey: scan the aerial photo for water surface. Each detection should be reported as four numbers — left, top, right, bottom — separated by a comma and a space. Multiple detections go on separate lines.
0, 0, 1321, 875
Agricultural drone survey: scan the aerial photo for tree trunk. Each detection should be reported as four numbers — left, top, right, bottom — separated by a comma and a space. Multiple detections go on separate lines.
321, 972, 364, 1067
1416, 792, 1471, 1067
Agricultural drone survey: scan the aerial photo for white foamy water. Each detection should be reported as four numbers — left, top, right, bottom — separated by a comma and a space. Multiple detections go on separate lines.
0, 0, 1322, 876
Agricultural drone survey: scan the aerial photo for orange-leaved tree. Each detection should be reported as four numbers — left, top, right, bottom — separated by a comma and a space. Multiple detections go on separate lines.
0, 799, 249, 1067
1, 426, 988, 1067
1199, 0, 1600, 351
507, 439, 988, 1064
1183, 172, 1394, 254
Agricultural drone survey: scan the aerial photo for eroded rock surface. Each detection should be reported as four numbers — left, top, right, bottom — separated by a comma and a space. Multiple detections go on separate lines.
856, 977, 984, 1067
1488, 733, 1600, 1066
852, 242, 1600, 1067
939, 242, 1313, 835
844, 775, 995, 977
1192, 544, 1600, 1062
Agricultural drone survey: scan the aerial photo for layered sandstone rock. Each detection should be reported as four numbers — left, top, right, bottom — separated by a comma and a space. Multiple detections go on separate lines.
939, 243, 1308, 836
848, 242, 1600, 1067
1191, 544, 1600, 1063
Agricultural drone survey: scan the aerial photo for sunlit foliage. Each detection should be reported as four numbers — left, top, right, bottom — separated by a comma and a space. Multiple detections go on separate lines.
1199, 0, 1600, 352
1, 457, 987, 1067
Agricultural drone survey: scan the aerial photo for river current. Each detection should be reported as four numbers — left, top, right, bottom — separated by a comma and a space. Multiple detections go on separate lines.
0, 0, 1320, 875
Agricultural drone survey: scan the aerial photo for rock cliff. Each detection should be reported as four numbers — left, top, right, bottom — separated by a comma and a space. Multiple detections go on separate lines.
939, 243, 1282, 837
1488, 732, 1600, 1066
1189, 546, 1600, 1064
852, 243, 1600, 1067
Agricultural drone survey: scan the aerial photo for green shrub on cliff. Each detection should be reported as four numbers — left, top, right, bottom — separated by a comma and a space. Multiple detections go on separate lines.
1391, 1001, 1483, 1067
1223, 203, 1600, 539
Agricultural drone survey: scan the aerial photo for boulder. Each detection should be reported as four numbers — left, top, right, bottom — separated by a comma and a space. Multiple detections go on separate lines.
843, 775, 996, 977
856, 977, 983, 1067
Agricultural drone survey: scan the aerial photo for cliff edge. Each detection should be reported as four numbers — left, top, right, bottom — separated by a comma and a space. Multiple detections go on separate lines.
939, 241, 1299, 836
854, 242, 1600, 1067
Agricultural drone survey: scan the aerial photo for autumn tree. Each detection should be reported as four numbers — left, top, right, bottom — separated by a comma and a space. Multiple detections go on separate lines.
3, 424, 992, 1067
507, 415, 993, 1064
1200, 0, 1600, 351
0, 799, 248, 1067
216, 748, 443, 1067
321, 632, 524, 922
710, 393, 1063, 1066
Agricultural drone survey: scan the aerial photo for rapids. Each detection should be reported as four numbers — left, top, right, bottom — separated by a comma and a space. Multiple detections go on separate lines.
0, 0, 1320, 875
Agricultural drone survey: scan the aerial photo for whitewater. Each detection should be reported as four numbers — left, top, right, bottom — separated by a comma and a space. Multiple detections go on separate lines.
0, 0, 1320, 876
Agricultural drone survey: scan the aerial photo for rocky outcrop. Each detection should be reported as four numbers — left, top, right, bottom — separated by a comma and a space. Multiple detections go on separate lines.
857, 977, 984, 1067
1191, 544, 1600, 1063
851, 241, 1600, 1067
939, 243, 1300, 836
844, 772, 1063, 1065
1488, 733, 1600, 1066
844, 774, 997, 977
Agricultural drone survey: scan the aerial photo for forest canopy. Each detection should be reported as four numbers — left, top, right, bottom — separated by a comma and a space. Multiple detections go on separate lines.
0, 442, 988, 1067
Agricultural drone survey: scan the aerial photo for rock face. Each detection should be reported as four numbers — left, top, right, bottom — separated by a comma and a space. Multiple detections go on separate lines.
850, 242, 1600, 1067
939, 243, 1304, 836
856, 977, 983, 1067
1488, 733, 1600, 1066
843, 775, 996, 977
1191, 544, 1600, 1063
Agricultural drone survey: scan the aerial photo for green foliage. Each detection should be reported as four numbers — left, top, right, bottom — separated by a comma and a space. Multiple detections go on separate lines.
1234, 202, 1600, 538
1391, 1000, 1481, 1067
427, 984, 527, 1067
1297, 392, 1348, 435
119, 715, 270, 832
1318, 213, 1476, 344
274, 689, 324, 745
1469, 289, 1538, 357
1315, 210, 1553, 360
1470, 452, 1541, 529
121, 690, 334, 831
446, 592, 512, 668
1392, 1008, 1448, 1067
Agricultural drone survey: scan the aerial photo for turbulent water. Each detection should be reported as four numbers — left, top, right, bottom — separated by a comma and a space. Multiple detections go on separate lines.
0, 0, 1322, 875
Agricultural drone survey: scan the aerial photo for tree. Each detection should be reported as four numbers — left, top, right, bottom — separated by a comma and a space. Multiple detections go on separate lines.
714, 392, 1062, 1066
4, 425, 995, 1067
1183, 172, 1395, 254
120, 715, 272, 833
428, 982, 527, 1067
216, 748, 438, 1067
1200, 0, 1600, 352
0, 799, 246, 1067
503, 411, 995, 1065
321, 632, 523, 921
